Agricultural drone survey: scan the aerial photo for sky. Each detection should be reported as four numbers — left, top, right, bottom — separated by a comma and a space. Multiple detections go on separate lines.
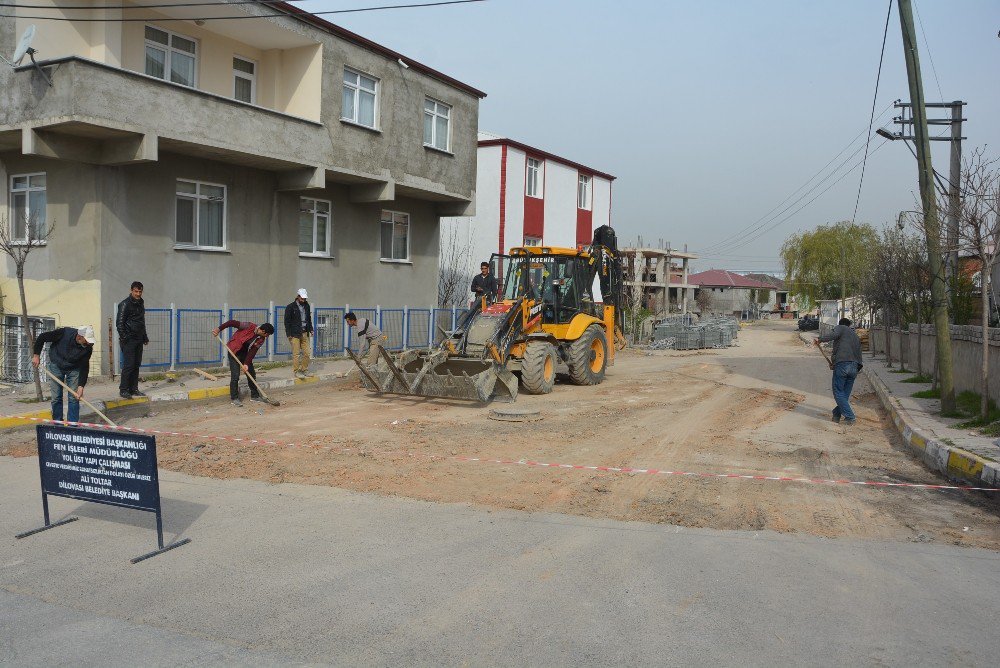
301, 0, 1000, 273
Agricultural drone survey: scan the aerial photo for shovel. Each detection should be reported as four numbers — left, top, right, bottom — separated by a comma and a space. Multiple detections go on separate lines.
42, 366, 117, 427
217, 334, 280, 406
813, 339, 834, 370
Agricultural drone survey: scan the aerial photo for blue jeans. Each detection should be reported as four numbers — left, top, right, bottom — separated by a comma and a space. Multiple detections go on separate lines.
832, 361, 859, 422
47, 362, 80, 423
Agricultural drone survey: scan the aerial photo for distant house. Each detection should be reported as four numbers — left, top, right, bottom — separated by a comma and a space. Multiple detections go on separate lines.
688, 269, 776, 317
742, 273, 797, 317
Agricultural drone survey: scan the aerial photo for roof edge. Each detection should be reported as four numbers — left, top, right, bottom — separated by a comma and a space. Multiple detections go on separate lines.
272, 1, 487, 99
478, 138, 616, 181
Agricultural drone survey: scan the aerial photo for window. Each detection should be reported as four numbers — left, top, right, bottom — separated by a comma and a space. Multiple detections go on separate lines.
175, 180, 226, 250
577, 174, 592, 210
380, 210, 410, 261
523, 237, 541, 247
299, 197, 332, 256
233, 56, 256, 104
423, 98, 451, 151
342, 68, 378, 128
9, 173, 47, 242
145, 25, 197, 88
4, 314, 55, 383
526, 158, 543, 198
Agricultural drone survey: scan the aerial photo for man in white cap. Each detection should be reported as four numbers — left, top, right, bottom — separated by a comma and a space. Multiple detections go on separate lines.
31, 325, 96, 423
283, 288, 313, 378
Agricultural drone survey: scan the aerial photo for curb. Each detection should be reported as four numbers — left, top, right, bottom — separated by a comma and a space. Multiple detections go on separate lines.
0, 371, 349, 431
862, 365, 1000, 488
799, 329, 999, 488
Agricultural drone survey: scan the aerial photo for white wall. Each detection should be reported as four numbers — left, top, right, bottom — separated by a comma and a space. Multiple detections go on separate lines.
504, 146, 526, 250
593, 176, 612, 229
542, 160, 579, 248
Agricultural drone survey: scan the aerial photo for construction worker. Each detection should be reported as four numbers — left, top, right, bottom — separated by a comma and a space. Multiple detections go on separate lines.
212, 320, 274, 407
31, 325, 96, 423
345, 312, 386, 367
116, 280, 149, 399
815, 318, 864, 425
284, 288, 313, 379
470, 261, 498, 304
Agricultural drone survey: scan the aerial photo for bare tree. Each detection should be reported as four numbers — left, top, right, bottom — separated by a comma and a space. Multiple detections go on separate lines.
695, 288, 713, 314
438, 223, 474, 307
0, 212, 53, 400
951, 148, 1000, 421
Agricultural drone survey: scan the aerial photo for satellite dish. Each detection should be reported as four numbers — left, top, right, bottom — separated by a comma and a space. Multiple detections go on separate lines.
11, 24, 36, 66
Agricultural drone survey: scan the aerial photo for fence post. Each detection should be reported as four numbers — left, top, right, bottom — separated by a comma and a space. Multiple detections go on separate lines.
169, 303, 177, 371
221, 303, 228, 365
344, 303, 350, 352
403, 305, 409, 351
268, 300, 275, 362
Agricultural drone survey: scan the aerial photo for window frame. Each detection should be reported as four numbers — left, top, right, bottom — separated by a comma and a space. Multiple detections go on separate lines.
577, 174, 592, 210
526, 158, 544, 199
298, 197, 333, 258
144, 24, 198, 88
232, 55, 257, 104
423, 97, 452, 152
8, 172, 47, 245
379, 209, 411, 263
342, 66, 380, 130
174, 179, 228, 252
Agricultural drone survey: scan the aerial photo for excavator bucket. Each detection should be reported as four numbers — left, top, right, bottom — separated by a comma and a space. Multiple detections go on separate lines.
354, 348, 518, 403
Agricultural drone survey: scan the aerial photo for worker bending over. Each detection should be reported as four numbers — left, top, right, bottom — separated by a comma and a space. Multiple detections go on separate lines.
213, 320, 274, 407
345, 312, 387, 367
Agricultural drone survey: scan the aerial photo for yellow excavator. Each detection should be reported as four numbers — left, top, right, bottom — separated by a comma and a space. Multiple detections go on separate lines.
353, 229, 626, 403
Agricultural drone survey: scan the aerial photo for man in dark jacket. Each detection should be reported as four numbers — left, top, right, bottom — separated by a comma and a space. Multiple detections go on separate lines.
815, 318, 864, 425
212, 320, 274, 407
32, 324, 96, 423
116, 281, 149, 399
283, 288, 313, 379
470, 262, 498, 304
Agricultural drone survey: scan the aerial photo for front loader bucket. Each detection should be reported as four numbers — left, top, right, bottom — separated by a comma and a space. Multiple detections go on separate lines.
358, 350, 518, 403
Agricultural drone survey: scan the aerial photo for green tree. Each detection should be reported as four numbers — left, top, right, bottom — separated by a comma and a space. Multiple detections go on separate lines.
780, 222, 879, 311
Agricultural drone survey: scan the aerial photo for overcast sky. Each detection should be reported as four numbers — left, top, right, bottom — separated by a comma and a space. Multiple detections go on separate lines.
303, 0, 1000, 273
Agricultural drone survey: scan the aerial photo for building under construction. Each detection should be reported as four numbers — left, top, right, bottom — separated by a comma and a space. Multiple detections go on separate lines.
621, 244, 698, 315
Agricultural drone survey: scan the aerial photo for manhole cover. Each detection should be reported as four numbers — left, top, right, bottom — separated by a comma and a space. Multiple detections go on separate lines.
488, 407, 542, 422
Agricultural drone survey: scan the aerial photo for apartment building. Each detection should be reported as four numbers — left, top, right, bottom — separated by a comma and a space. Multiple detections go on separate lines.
440, 133, 614, 302
0, 1, 484, 371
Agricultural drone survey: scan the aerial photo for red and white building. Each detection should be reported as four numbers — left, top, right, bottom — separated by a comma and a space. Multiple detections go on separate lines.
440, 132, 615, 301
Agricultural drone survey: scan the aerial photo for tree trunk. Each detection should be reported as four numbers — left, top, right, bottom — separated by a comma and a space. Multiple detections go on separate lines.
17, 268, 43, 401
982, 268, 991, 422
915, 284, 923, 379
884, 308, 893, 368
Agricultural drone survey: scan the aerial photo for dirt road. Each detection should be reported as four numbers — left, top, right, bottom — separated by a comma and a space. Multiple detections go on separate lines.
3, 320, 998, 548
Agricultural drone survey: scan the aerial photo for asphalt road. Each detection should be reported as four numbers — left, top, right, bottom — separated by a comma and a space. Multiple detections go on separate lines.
2, 457, 998, 667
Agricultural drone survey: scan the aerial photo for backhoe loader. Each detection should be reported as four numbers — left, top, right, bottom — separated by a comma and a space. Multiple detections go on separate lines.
353, 232, 625, 403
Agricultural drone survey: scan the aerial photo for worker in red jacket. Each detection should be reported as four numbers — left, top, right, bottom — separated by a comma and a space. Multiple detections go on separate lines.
212, 320, 274, 407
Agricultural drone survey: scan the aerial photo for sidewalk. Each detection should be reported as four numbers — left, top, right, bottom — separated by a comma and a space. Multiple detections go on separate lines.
0, 356, 357, 429
800, 330, 1000, 488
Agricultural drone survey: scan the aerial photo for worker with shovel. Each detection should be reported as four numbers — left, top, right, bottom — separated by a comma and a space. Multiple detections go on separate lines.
212, 320, 274, 407
814, 317, 864, 425
31, 324, 96, 423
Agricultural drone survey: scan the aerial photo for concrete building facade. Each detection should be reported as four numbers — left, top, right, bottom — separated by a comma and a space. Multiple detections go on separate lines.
0, 1, 484, 371
439, 133, 613, 303
621, 247, 697, 315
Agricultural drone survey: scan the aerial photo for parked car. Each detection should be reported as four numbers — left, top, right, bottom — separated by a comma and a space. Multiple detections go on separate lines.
797, 315, 819, 331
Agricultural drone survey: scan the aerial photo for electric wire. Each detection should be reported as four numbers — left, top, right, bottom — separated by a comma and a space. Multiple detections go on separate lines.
0, 0, 485, 21
914, 0, 945, 102
850, 0, 893, 225
0, 1, 300, 8
692, 104, 893, 256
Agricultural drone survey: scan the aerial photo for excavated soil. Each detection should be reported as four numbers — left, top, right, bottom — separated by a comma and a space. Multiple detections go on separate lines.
3, 321, 999, 549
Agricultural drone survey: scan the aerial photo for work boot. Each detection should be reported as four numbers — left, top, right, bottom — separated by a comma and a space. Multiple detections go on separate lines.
119, 391, 132, 399
843, 418, 856, 426
131, 389, 146, 397
232, 399, 243, 407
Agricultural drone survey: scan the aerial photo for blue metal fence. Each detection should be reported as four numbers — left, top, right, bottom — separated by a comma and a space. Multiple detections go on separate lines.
314, 307, 345, 355
380, 309, 405, 351
406, 309, 431, 349
176, 309, 223, 366
126, 305, 466, 370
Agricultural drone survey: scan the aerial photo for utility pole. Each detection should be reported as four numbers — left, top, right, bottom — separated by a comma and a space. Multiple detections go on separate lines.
840, 245, 846, 320
947, 102, 963, 299
897, 0, 956, 413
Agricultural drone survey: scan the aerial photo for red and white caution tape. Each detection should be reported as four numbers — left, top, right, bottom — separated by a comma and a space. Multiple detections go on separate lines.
8, 416, 1000, 493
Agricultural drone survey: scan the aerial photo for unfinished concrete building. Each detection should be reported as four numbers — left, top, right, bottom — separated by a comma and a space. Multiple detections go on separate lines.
621, 245, 698, 315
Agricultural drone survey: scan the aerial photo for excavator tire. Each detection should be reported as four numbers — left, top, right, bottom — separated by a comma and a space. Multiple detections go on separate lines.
567, 324, 608, 385
521, 341, 557, 394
